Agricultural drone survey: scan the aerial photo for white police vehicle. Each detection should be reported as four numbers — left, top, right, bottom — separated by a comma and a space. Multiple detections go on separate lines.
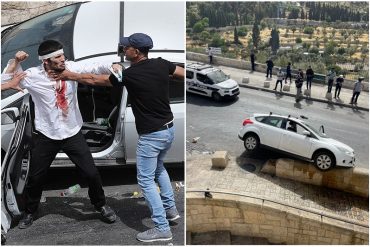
186, 63, 240, 101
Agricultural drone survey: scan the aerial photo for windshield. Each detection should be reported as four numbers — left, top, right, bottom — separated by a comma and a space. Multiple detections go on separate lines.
305, 123, 328, 138
207, 70, 228, 84
1, 4, 79, 99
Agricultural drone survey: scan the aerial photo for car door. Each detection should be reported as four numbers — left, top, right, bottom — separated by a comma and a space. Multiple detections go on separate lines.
279, 120, 313, 158
2, 95, 32, 223
258, 116, 285, 148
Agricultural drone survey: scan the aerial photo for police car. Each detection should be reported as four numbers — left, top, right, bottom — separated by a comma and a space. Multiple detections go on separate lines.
186, 63, 240, 101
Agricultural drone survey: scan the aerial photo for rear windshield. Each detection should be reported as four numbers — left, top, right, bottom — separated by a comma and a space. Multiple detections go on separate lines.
1, 4, 78, 99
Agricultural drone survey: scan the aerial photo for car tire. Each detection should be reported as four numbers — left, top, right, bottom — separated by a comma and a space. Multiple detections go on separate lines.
212, 92, 221, 102
313, 151, 335, 171
243, 133, 259, 153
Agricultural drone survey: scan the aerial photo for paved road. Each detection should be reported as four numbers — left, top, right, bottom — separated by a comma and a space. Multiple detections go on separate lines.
4, 166, 184, 245
186, 87, 369, 169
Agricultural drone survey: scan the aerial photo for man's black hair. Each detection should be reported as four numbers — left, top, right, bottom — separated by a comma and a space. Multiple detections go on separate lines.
137, 47, 150, 56
38, 40, 63, 56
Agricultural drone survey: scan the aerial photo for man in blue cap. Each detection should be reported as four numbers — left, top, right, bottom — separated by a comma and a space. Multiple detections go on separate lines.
48, 33, 184, 242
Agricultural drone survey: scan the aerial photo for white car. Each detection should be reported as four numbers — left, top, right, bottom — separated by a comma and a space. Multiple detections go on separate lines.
238, 113, 355, 170
186, 63, 240, 101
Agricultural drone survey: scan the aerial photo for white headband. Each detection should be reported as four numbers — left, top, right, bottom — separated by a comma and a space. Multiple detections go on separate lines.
38, 49, 64, 60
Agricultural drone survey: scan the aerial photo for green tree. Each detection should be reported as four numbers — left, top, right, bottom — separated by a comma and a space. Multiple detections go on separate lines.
210, 33, 225, 47
252, 22, 260, 49
303, 26, 314, 35
237, 26, 248, 37
199, 31, 211, 42
234, 26, 239, 44
295, 37, 302, 43
193, 22, 204, 33
270, 28, 280, 53
337, 47, 346, 55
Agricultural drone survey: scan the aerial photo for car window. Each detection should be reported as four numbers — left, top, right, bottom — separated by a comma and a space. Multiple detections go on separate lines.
207, 70, 228, 84
1, 111, 16, 125
186, 70, 194, 79
196, 73, 209, 84
296, 123, 310, 136
255, 116, 266, 122
1, 4, 78, 74
262, 116, 284, 128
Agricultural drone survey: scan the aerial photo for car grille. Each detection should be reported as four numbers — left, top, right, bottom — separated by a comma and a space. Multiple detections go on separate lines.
232, 88, 239, 94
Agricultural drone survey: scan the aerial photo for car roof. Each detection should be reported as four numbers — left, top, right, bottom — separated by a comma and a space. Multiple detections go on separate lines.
253, 113, 307, 124
186, 63, 218, 74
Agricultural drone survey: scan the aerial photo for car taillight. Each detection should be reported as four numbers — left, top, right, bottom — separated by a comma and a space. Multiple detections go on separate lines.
242, 119, 253, 126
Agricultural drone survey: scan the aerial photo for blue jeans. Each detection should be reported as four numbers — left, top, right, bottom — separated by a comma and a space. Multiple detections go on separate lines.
136, 126, 175, 232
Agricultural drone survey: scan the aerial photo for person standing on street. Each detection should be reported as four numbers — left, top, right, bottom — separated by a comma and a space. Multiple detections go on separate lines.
285, 62, 292, 84
350, 77, 365, 105
334, 74, 344, 98
250, 51, 255, 72
274, 68, 284, 91
208, 46, 213, 64
295, 70, 304, 102
3, 42, 117, 230
266, 57, 274, 78
306, 65, 314, 90
48, 33, 184, 243
326, 67, 336, 93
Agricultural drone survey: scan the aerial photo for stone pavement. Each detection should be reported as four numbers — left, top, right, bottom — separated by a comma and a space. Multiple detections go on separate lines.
218, 65, 369, 111
186, 153, 369, 227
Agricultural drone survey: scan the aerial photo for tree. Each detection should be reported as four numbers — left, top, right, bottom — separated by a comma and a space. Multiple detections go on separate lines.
234, 27, 239, 44
295, 37, 302, 43
288, 8, 300, 19
193, 22, 204, 33
270, 28, 280, 53
303, 26, 314, 35
252, 22, 260, 49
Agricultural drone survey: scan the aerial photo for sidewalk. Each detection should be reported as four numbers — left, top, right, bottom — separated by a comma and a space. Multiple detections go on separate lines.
218, 65, 369, 111
187, 153, 368, 227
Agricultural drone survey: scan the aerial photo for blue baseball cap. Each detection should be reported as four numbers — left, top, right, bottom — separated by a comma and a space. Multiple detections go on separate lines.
120, 33, 153, 49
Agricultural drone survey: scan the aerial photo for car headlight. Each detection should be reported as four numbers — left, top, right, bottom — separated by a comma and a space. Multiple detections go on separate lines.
336, 146, 353, 155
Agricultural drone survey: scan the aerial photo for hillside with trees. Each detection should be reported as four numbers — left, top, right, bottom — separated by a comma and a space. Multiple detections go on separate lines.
186, 2, 369, 80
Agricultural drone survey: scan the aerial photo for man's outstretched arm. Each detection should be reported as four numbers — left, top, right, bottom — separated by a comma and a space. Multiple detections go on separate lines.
49, 69, 113, 87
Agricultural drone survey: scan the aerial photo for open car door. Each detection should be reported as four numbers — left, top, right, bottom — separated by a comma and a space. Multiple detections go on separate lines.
1, 95, 32, 243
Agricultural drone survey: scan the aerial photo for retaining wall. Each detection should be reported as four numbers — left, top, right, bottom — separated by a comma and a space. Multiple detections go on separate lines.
187, 192, 369, 245
261, 159, 369, 198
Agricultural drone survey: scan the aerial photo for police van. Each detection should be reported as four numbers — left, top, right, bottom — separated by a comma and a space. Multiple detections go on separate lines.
186, 63, 240, 101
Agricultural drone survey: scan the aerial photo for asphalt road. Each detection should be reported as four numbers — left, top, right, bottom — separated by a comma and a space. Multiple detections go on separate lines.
4, 165, 184, 245
186, 87, 369, 169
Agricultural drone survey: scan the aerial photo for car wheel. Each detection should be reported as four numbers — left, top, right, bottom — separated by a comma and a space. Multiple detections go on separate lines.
212, 92, 221, 102
243, 133, 259, 153
313, 151, 335, 171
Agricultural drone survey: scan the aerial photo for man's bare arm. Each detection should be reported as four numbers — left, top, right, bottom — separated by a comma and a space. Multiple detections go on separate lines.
49, 69, 113, 87
5, 51, 29, 74
172, 66, 184, 79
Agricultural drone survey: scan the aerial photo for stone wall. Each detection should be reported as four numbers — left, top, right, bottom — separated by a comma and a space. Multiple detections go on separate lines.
1, 1, 75, 26
261, 159, 369, 198
187, 192, 369, 245
186, 52, 369, 91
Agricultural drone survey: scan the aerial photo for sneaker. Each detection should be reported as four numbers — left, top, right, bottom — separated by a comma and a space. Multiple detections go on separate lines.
136, 228, 172, 242
18, 213, 33, 229
97, 205, 116, 223
166, 207, 180, 222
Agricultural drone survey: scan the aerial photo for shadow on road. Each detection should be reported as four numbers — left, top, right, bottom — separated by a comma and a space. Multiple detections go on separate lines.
186, 93, 239, 107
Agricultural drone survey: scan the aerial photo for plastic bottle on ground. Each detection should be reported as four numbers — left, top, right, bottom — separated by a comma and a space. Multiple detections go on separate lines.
61, 184, 81, 197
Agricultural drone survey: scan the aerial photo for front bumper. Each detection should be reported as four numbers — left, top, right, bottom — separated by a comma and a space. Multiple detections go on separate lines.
336, 153, 356, 167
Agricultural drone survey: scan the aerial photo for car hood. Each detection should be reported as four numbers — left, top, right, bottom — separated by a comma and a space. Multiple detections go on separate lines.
325, 138, 354, 152
217, 79, 238, 89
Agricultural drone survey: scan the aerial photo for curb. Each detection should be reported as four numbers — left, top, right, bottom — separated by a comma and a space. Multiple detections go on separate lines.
239, 83, 369, 112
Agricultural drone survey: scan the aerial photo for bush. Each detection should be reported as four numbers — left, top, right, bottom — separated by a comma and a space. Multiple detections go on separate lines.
309, 46, 319, 54
210, 33, 225, 47
295, 37, 302, 43
303, 26, 314, 35
337, 47, 346, 55
199, 31, 211, 42
193, 22, 204, 33
238, 26, 248, 37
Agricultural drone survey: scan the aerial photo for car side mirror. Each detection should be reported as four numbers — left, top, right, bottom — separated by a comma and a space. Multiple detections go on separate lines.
1, 107, 19, 125
302, 130, 311, 137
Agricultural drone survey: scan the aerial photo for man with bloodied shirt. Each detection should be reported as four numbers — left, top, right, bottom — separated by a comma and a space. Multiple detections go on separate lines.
2, 41, 117, 229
